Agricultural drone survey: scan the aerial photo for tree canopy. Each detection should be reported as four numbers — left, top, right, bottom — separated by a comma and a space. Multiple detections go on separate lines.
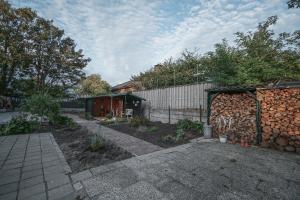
76, 74, 111, 96
0, 0, 90, 97
132, 16, 300, 89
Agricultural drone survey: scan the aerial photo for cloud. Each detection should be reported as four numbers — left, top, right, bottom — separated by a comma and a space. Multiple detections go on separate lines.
10, 0, 300, 85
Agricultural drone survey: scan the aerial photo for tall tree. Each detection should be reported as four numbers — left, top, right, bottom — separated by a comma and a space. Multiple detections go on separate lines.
0, 0, 90, 96
76, 74, 111, 96
287, 0, 300, 8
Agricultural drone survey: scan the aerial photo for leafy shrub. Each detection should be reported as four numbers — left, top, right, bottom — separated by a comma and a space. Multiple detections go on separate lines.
177, 119, 203, 134
85, 112, 93, 120
147, 126, 158, 132
0, 116, 37, 136
89, 135, 105, 152
22, 93, 60, 125
130, 116, 150, 127
105, 113, 113, 119
162, 129, 185, 144
192, 121, 203, 134
117, 118, 128, 123
101, 120, 114, 125
162, 134, 175, 143
175, 129, 185, 142
50, 115, 76, 128
177, 119, 194, 130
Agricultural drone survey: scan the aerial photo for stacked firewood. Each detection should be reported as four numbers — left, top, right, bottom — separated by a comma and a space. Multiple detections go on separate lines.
210, 93, 257, 144
257, 88, 300, 153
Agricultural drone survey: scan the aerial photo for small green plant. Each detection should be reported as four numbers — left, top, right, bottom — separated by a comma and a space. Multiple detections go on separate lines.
177, 119, 203, 134
147, 126, 158, 132
130, 116, 150, 127
85, 112, 93, 120
175, 129, 185, 142
162, 129, 186, 144
177, 119, 194, 130
162, 134, 175, 143
0, 116, 38, 136
106, 113, 113, 119
22, 93, 60, 127
50, 115, 76, 128
89, 135, 105, 152
192, 121, 203, 134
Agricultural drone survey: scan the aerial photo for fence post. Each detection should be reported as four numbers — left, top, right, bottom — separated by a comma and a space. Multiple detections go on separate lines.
168, 105, 171, 124
199, 105, 202, 122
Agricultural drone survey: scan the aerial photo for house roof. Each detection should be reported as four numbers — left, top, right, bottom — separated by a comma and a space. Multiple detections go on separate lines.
111, 81, 140, 90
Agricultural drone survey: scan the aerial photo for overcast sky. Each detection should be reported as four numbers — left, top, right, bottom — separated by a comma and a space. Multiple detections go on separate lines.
10, 0, 300, 86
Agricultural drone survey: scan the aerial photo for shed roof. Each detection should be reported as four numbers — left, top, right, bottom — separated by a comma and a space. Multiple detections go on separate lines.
206, 86, 256, 93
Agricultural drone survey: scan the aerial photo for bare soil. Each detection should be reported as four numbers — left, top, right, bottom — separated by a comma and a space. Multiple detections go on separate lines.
105, 121, 202, 148
52, 125, 132, 173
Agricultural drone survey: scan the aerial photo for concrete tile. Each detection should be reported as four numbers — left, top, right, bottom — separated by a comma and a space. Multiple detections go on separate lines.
0, 191, 17, 200
47, 174, 70, 190
0, 182, 18, 196
48, 183, 74, 200
71, 170, 93, 183
18, 183, 45, 200
19, 175, 44, 189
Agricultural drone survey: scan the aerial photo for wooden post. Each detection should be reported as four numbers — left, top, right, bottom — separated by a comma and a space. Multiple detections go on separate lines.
110, 95, 113, 116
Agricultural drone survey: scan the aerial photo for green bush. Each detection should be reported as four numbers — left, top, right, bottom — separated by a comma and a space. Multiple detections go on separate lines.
130, 116, 150, 127
175, 129, 185, 142
162, 134, 175, 143
192, 121, 203, 134
0, 116, 37, 136
177, 119, 194, 130
105, 113, 113, 119
85, 112, 93, 120
50, 115, 76, 128
147, 126, 158, 132
177, 119, 203, 134
162, 129, 185, 144
22, 93, 60, 125
89, 135, 105, 152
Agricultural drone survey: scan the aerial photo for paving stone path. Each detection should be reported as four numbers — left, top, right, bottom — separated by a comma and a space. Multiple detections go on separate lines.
0, 133, 75, 200
73, 140, 300, 200
67, 114, 163, 156
1, 131, 300, 200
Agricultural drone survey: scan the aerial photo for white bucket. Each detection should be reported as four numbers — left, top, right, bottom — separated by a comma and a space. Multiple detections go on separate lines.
219, 136, 227, 143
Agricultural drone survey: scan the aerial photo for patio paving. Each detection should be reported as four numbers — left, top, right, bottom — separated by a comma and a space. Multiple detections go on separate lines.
0, 132, 299, 200
74, 139, 300, 200
67, 114, 163, 156
0, 133, 75, 200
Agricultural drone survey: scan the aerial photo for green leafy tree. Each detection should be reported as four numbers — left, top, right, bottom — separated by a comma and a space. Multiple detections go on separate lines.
287, 0, 300, 8
0, 0, 90, 96
76, 74, 111, 96
133, 16, 300, 88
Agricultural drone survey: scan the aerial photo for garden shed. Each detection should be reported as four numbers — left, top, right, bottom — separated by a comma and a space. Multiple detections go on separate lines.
85, 93, 146, 118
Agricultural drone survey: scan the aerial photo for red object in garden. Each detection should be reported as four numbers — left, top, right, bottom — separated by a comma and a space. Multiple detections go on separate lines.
240, 138, 245, 147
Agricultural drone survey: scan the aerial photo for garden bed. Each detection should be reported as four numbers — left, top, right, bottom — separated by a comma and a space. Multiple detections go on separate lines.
105, 121, 203, 148
52, 125, 132, 173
